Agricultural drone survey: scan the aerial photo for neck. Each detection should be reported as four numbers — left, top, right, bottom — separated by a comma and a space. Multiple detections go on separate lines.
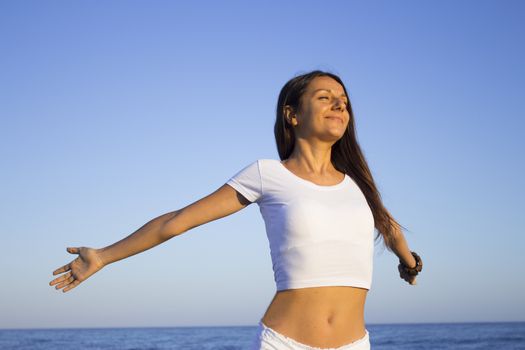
285, 140, 335, 174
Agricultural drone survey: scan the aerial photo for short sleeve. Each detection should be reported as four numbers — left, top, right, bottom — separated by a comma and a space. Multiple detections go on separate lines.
226, 160, 263, 203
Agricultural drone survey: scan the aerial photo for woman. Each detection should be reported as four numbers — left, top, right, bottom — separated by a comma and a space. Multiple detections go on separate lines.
50, 70, 422, 350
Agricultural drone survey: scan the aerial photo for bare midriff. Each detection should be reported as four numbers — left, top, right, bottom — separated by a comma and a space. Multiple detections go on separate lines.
261, 286, 368, 348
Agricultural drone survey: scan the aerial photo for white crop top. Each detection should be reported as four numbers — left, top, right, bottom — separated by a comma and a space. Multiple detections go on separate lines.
226, 159, 375, 291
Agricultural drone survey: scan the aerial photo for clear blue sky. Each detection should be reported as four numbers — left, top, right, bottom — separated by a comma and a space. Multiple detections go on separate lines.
1, 0, 523, 329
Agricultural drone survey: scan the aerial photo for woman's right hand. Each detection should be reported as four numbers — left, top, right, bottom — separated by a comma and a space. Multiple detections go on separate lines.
49, 247, 105, 293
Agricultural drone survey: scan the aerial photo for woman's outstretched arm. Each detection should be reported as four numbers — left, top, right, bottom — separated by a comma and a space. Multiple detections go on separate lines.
94, 209, 181, 267
49, 183, 252, 292
391, 230, 417, 267
390, 229, 419, 285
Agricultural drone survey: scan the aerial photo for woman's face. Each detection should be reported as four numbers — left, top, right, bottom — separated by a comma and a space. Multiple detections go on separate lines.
289, 76, 350, 143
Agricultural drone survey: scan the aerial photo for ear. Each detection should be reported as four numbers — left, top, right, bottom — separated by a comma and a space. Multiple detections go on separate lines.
283, 105, 298, 126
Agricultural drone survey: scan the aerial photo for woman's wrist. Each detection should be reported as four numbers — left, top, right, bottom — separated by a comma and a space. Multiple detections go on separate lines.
404, 256, 417, 269
399, 251, 423, 276
95, 248, 110, 267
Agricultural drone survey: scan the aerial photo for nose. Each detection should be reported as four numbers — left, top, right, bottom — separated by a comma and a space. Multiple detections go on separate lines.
333, 98, 346, 111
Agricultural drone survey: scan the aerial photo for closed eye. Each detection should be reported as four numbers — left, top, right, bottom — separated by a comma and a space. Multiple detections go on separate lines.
319, 96, 348, 106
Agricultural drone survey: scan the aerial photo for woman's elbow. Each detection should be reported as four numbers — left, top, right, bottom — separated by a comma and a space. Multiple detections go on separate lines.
158, 210, 188, 240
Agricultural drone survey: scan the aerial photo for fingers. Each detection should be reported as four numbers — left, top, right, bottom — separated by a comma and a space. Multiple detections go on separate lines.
49, 271, 72, 286
405, 271, 417, 285
54, 275, 75, 290
398, 264, 417, 285
62, 279, 81, 293
51, 248, 80, 275
50, 247, 83, 292
67, 247, 80, 254
53, 263, 71, 276
405, 273, 417, 285
50, 270, 79, 292
402, 273, 414, 284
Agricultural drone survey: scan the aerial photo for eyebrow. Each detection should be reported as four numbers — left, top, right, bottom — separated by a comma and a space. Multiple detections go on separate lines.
312, 88, 348, 99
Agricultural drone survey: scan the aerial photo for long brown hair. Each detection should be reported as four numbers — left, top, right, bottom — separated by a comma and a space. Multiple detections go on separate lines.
274, 70, 407, 251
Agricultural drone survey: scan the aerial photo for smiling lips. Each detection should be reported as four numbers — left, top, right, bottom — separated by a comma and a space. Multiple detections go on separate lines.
326, 116, 343, 123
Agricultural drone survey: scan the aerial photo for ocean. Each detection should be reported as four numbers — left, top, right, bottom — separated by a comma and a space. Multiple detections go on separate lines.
0, 322, 523, 350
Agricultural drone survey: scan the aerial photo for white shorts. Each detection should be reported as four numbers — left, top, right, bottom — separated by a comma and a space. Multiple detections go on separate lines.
250, 320, 371, 350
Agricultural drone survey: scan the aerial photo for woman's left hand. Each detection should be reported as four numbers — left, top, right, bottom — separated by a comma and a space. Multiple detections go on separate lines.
398, 263, 417, 285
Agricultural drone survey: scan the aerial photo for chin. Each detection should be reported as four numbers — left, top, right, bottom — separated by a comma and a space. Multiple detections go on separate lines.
320, 133, 344, 143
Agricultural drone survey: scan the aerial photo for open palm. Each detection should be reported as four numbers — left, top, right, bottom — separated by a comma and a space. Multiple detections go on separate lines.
49, 247, 104, 292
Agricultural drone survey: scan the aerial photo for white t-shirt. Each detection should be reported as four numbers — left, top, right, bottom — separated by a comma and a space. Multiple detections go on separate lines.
226, 159, 375, 291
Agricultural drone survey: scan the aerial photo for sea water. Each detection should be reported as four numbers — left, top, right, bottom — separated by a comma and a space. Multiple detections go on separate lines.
0, 321, 523, 350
